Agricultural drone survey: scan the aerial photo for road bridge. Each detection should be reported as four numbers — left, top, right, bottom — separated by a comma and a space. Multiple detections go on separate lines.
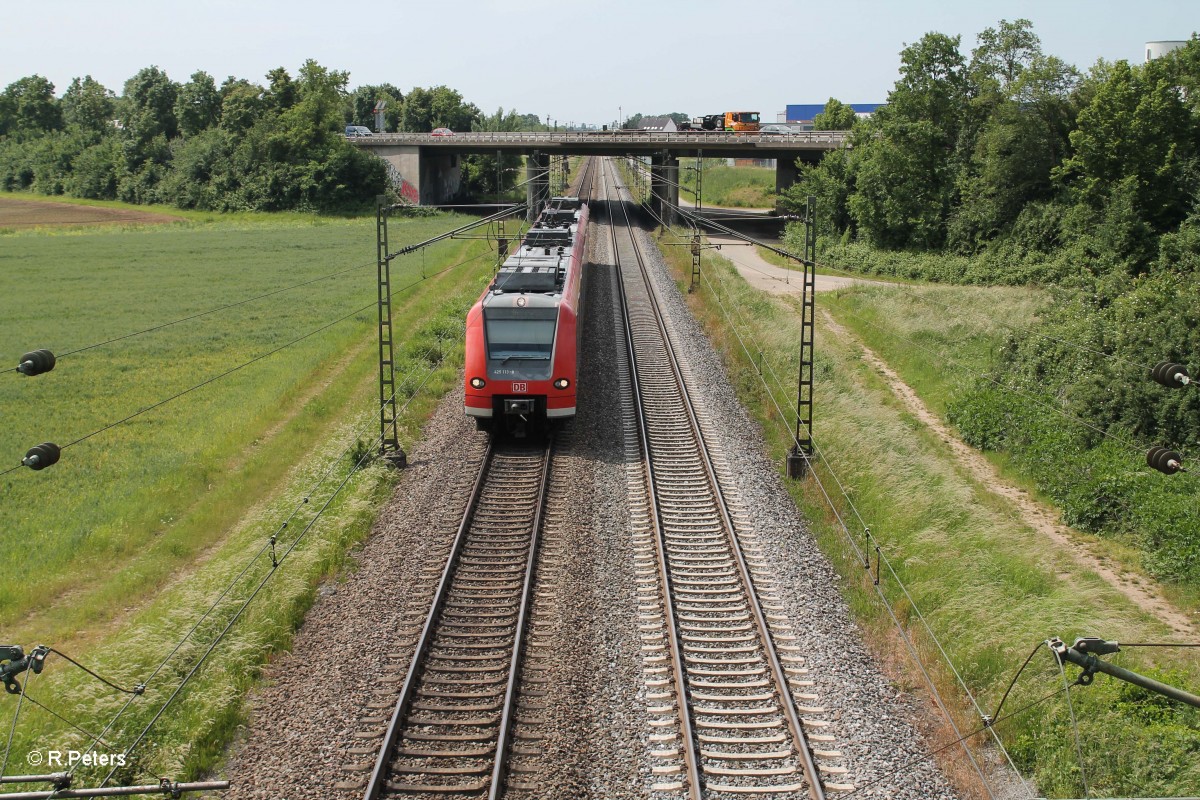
349, 130, 850, 210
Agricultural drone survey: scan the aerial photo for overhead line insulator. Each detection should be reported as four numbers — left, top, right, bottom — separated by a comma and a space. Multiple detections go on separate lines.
1147, 446, 1183, 475
22, 442, 61, 471
17, 349, 56, 376
1151, 361, 1191, 388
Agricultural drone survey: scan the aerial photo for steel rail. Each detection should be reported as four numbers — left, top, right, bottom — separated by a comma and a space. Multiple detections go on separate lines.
362, 436, 497, 800
362, 437, 555, 798
607, 157, 827, 800
602, 159, 704, 800
487, 437, 555, 798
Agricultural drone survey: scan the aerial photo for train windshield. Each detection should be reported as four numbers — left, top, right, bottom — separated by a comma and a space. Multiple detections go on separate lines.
485, 317, 557, 361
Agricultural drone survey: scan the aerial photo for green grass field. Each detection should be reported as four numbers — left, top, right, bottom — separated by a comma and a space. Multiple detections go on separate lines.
660, 230, 1200, 797
678, 162, 776, 208
0, 204, 499, 784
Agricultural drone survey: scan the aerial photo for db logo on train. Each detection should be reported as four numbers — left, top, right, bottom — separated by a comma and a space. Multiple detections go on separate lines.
513, 383, 527, 393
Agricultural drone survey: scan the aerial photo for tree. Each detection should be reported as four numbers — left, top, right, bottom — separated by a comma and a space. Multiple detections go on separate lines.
401, 86, 432, 131
401, 85, 479, 132
346, 83, 403, 132
949, 53, 1079, 251
850, 118, 953, 249
264, 67, 297, 112
783, 146, 857, 237
121, 66, 179, 156
812, 98, 856, 130
218, 78, 263, 135
0, 75, 62, 137
175, 71, 221, 137
970, 19, 1041, 96
429, 85, 479, 131
61, 76, 115, 135
889, 32, 968, 133
1055, 58, 1194, 239
847, 33, 968, 249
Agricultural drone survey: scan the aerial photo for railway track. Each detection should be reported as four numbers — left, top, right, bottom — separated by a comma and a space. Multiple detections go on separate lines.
361, 438, 553, 800
599, 157, 843, 799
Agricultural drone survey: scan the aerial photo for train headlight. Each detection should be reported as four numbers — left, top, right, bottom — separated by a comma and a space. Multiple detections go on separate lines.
470, 377, 486, 389
553, 378, 570, 390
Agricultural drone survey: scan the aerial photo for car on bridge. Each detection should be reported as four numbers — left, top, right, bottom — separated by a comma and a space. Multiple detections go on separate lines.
431, 127, 454, 137
345, 125, 372, 137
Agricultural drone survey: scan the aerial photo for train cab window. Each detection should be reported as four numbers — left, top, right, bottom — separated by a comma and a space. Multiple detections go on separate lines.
484, 315, 557, 361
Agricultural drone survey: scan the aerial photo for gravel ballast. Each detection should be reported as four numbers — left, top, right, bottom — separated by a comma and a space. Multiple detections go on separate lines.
222, 181, 973, 798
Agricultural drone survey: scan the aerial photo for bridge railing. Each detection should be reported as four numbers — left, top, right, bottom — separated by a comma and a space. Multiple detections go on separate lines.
352, 130, 851, 148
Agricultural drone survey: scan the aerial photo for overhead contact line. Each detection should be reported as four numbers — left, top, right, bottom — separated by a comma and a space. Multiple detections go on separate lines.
605, 157, 830, 799
642, 175, 1024, 794
4, 259, 379, 378
58, 339, 457, 785
6, 245, 495, 478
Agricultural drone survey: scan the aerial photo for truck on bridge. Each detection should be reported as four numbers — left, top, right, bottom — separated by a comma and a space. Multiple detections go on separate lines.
678, 111, 761, 133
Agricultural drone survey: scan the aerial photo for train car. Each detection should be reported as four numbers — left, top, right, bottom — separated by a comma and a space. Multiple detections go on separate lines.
464, 197, 589, 436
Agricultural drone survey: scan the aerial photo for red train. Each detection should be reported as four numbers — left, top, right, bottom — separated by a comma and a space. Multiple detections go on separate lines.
464, 197, 589, 436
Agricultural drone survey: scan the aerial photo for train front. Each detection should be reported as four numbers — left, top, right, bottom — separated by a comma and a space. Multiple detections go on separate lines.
464, 200, 585, 436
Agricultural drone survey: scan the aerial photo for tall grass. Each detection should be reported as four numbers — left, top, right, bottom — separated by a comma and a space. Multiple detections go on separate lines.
661, 232, 1200, 797
678, 161, 776, 208
0, 210, 497, 783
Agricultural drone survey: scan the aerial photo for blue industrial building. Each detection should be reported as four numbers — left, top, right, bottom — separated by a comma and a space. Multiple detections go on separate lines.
784, 103, 883, 124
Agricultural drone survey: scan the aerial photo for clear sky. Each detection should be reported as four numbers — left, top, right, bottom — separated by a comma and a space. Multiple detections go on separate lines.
3, 0, 1195, 126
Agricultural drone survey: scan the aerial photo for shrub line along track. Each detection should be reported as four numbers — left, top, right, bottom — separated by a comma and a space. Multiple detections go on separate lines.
600, 157, 832, 799
361, 436, 554, 799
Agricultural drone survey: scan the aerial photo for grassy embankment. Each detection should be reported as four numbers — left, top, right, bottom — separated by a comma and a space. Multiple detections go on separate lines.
0, 205, 499, 785
657, 227, 1200, 798
677, 160, 776, 208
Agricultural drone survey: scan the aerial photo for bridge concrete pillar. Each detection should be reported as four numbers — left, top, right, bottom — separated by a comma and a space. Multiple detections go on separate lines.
418, 149, 462, 205
649, 155, 664, 219
371, 145, 422, 204
360, 144, 462, 205
526, 151, 549, 220
662, 155, 679, 228
775, 155, 800, 213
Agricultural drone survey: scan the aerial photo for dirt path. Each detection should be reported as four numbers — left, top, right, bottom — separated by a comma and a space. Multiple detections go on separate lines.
821, 309, 1198, 636
710, 233, 894, 293
720, 241, 1198, 634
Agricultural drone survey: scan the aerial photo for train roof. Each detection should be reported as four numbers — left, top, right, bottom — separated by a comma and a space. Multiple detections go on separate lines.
482, 199, 586, 302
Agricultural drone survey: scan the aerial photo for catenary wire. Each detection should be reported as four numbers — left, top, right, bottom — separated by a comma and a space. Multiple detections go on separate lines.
63, 271, 480, 776
0, 655, 35, 779
648, 185, 1027, 789
615, 160, 1020, 793
99, 352, 449, 788
807, 251, 1169, 375
7, 213, 493, 776
839, 684, 1064, 800
689, 224, 1162, 464
3, 259, 378, 376
1057, 652, 1091, 798
1, 249, 494, 481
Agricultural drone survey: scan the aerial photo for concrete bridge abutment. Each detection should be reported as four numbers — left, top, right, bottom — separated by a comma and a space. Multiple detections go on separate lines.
526, 151, 549, 220
368, 144, 462, 205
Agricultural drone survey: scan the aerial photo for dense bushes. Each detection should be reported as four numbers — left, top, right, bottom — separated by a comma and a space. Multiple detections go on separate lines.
0, 61, 402, 212
782, 25, 1200, 588
946, 219, 1200, 583
0, 64, 545, 212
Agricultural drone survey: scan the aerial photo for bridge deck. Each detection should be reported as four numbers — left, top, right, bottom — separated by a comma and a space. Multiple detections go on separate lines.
350, 130, 849, 158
